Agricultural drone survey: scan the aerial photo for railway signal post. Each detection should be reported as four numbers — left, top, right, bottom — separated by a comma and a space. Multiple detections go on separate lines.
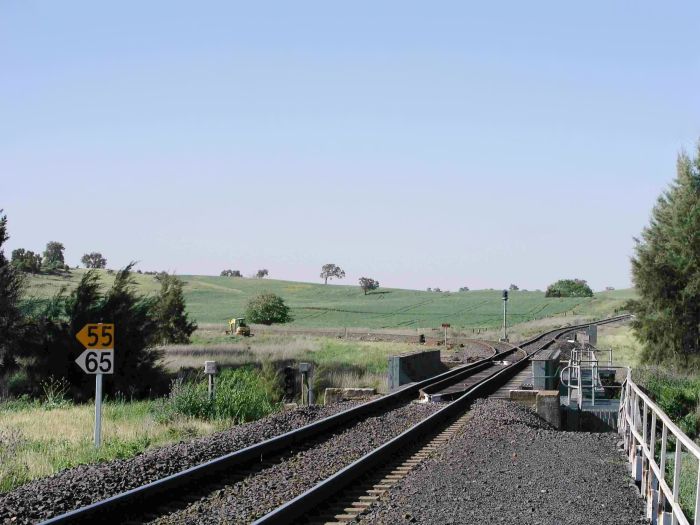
75, 323, 115, 448
501, 290, 509, 342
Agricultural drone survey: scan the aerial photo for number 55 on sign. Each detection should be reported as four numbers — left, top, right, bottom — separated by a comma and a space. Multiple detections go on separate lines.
75, 323, 115, 375
76, 323, 114, 349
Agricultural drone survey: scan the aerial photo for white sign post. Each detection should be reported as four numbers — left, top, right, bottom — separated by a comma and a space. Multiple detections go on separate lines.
95, 373, 103, 446
75, 323, 115, 448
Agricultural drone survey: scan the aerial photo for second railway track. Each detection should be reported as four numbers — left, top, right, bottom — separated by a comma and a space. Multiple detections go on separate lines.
30, 316, 629, 525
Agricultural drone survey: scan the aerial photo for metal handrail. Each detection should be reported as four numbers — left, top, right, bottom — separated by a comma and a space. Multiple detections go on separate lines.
619, 370, 700, 525
560, 363, 626, 409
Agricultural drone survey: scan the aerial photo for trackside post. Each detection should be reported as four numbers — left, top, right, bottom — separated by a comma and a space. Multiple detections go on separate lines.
75, 323, 115, 448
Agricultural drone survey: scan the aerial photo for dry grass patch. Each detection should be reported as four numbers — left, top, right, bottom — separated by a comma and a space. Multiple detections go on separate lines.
0, 400, 220, 492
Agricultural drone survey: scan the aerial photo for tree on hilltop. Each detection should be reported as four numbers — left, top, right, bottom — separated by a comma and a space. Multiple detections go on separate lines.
42, 241, 66, 272
509, 284, 519, 291
320, 264, 345, 284
11, 248, 42, 273
256, 269, 269, 279
220, 269, 242, 277
81, 252, 107, 269
545, 279, 593, 298
628, 144, 700, 364
359, 277, 379, 295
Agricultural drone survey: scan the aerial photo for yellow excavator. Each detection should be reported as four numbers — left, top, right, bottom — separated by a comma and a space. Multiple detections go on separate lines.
227, 317, 251, 337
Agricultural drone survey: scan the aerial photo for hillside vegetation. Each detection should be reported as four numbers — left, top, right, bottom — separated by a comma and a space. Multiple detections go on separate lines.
23, 270, 634, 329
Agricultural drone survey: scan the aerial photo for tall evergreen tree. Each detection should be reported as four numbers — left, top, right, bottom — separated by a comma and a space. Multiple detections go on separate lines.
152, 273, 197, 344
0, 213, 28, 383
629, 144, 700, 364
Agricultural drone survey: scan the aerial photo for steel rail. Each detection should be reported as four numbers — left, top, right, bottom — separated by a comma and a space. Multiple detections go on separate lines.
253, 315, 631, 525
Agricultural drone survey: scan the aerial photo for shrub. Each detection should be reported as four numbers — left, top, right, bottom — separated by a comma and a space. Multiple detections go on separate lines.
40, 376, 71, 409
167, 368, 277, 423
634, 367, 700, 439
245, 293, 292, 325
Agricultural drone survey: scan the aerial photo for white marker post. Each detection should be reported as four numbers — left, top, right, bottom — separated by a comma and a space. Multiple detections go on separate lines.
75, 323, 115, 448
95, 373, 103, 446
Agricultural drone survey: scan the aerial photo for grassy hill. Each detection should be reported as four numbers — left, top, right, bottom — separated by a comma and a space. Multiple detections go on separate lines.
22, 270, 635, 330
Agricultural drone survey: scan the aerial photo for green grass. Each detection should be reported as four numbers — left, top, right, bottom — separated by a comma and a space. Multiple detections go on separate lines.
597, 323, 643, 368
165, 367, 279, 422
22, 269, 635, 329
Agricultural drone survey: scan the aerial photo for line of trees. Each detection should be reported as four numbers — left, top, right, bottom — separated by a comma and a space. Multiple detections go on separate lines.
11, 241, 69, 273
11, 240, 110, 273
219, 269, 268, 278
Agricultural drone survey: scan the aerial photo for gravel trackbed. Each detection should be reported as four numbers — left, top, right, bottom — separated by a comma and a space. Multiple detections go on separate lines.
357, 399, 647, 525
150, 402, 441, 524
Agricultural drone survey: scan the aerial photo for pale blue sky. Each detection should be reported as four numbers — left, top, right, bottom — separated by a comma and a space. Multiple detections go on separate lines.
2, 1, 698, 291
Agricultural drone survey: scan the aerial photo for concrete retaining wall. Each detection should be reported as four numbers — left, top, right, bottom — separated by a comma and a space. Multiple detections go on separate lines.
388, 350, 443, 391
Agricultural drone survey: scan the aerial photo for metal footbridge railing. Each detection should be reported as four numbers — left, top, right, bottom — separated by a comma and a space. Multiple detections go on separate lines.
619, 370, 700, 525
560, 345, 624, 410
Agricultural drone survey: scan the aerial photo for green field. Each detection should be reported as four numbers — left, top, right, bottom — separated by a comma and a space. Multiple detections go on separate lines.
23, 270, 635, 329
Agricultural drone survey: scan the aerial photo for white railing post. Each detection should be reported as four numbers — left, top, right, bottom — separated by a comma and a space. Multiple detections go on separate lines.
578, 367, 582, 409
672, 441, 682, 525
643, 403, 648, 453
694, 458, 700, 525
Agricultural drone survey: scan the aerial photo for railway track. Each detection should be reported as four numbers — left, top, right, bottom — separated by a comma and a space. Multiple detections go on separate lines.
36, 316, 629, 525
253, 315, 630, 525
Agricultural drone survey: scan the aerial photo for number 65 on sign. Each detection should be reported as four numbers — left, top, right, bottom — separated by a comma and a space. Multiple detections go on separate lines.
75, 349, 114, 374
